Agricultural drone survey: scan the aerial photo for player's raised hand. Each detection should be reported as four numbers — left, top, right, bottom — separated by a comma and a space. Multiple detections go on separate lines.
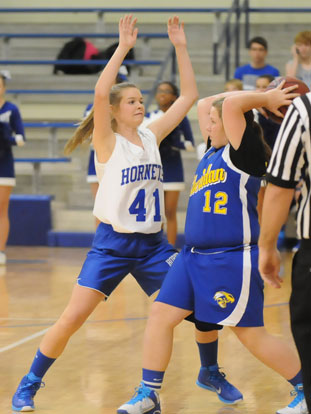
167, 16, 187, 48
265, 80, 300, 118
119, 15, 138, 50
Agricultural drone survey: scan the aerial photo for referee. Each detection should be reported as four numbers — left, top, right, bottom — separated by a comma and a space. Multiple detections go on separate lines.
259, 92, 311, 413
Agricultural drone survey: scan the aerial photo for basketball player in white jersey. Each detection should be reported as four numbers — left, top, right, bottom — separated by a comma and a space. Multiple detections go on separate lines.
12, 15, 242, 412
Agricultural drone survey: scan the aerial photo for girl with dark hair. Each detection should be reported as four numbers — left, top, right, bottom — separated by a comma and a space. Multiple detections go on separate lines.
143, 80, 195, 246
118, 84, 307, 414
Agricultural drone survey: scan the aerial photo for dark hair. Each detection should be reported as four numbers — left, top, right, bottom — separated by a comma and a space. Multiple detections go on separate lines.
257, 74, 275, 83
0, 75, 6, 87
243, 110, 271, 161
157, 81, 179, 97
248, 36, 268, 50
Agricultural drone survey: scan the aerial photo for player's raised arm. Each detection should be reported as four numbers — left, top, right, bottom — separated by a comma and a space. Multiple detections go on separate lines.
147, 16, 198, 145
222, 81, 299, 149
197, 90, 247, 143
93, 15, 138, 156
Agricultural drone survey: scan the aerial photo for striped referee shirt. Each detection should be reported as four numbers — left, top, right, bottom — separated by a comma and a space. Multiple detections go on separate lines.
266, 92, 311, 239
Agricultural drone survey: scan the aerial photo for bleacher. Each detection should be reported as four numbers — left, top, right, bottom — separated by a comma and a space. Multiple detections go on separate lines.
2, 4, 310, 246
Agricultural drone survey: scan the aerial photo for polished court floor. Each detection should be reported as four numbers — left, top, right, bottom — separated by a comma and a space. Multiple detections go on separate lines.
0, 246, 299, 414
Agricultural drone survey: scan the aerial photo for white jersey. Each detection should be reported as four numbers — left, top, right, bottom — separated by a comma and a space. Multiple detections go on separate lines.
93, 127, 165, 233
142, 109, 164, 127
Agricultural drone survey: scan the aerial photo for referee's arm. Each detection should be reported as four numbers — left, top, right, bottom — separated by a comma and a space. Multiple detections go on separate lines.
258, 102, 305, 287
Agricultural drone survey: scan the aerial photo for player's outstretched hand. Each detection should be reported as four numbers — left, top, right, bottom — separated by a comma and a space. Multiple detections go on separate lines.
168, 16, 187, 48
265, 80, 300, 119
119, 15, 138, 50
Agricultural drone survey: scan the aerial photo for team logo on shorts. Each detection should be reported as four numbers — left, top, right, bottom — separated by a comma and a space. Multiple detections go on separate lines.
166, 252, 178, 267
213, 291, 235, 308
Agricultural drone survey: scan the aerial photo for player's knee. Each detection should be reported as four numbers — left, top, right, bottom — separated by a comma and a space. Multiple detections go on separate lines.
0, 199, 10, 214
232, 326, 264, 348
149, 301, 186, 328
165, 207, 177, 221
58, 310, 87, 333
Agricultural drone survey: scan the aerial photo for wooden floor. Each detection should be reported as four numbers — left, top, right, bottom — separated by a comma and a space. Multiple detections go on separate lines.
0, 246, 298, 414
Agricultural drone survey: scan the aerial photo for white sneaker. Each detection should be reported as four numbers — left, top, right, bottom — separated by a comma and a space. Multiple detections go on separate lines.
277, 384, 308, 414
0, 251, 6, 265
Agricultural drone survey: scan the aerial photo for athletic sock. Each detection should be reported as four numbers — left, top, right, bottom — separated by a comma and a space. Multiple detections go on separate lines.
288, 370, 303, 387
28, 349, 56, 379
142, 368, 165, 391
196, 339, 218, 368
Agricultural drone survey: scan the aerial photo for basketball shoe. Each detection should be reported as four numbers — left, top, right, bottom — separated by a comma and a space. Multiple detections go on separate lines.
276, 384, 308, 414
117, 382, 161, 414
196, 364, 243, 404
12, 373, 44, 411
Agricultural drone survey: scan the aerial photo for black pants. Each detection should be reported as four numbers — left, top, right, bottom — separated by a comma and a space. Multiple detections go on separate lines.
289, 239, 311, 412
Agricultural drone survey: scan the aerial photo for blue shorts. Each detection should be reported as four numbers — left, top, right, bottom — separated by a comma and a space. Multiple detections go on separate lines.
0, 150, 15, 186
77, 222, 178, 297
156, 244, 264, 327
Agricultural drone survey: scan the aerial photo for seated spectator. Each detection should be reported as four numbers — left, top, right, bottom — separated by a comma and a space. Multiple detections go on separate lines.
234, 36, 280, 90
224, 78, 243, 92
285, 31, 311, 90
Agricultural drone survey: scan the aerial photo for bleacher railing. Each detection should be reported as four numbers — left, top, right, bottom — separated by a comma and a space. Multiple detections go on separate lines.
2, 6, 311, 93
213, 1, 311, 80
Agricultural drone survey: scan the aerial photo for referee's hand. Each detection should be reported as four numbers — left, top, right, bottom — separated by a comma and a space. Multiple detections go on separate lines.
259, 247, 283, 288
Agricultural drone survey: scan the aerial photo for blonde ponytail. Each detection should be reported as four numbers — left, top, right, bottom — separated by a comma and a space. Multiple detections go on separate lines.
64, 82, 139, 154
64, 107, 94, 155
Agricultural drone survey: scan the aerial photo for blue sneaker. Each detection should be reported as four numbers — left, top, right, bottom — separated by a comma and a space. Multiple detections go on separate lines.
117, 382, 161, 414
196, 365, 243, 404
12, 374, 44, 412
276, 384, 308, 414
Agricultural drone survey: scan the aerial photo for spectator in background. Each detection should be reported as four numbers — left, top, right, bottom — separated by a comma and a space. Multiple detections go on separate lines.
143, 81, 195, 246
224, 78, 243, 92
0, 71, 26, 265
234, 36, 280, 90
286, 31, 311, 90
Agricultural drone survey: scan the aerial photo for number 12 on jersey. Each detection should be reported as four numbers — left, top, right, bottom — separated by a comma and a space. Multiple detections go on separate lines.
129, 189, 161, 222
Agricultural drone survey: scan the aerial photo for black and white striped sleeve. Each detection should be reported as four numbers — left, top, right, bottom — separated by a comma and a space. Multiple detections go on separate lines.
265, 96, 310, 189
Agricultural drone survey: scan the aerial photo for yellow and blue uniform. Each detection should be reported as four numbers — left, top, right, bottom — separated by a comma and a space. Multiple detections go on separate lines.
157, 123, 266, 326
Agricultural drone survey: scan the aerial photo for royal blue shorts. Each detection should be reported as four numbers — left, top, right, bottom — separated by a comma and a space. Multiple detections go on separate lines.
77, 222, 178, 298
156, 244, 264, 327
0, 150, 15, 186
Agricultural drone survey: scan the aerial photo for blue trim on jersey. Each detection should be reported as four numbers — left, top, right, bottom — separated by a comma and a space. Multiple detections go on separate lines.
87, 149, 96, 176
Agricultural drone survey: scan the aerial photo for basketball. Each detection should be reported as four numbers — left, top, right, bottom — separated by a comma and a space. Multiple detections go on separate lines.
264, 76, 310, 124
